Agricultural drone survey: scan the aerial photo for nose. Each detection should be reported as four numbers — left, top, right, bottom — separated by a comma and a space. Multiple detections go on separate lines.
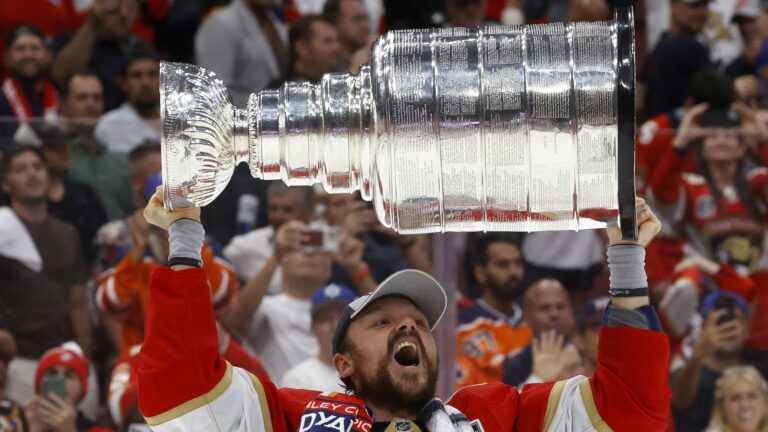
397, 317, 417, 332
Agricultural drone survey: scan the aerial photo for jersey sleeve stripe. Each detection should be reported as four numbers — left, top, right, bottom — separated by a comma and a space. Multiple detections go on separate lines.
144, 361, 234, 426
248, 372, 274, 432
577, 379, 613, 432
541, 380, 566, 431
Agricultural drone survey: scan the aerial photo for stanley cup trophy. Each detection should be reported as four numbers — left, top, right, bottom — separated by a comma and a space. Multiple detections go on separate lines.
161, 7, 638, 239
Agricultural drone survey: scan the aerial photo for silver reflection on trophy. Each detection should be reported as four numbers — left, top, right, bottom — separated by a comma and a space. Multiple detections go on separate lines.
161, 7, 638, 238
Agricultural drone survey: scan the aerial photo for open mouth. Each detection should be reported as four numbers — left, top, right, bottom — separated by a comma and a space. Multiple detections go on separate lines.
393, 341, 420, 367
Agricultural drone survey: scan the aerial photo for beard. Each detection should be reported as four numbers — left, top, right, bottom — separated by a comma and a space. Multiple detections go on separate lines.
134, 97, 159, 115
10, 62, 47, 86
350, 330, 439, 415
486, 274, 521, 302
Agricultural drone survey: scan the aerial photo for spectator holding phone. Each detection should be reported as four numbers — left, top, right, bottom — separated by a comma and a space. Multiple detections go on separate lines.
224, 182, 316, 295
221, 224, 375, 382
706, 365, 768, 432
672, 291, 751, 432
647, 104, 768, 351
24, 342, 98, 432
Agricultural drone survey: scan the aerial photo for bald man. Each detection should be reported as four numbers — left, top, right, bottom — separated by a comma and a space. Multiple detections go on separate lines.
502, 279, 583, 386
523, 278, 575, 335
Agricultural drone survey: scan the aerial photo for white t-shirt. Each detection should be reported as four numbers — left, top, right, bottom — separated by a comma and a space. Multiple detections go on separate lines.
280, 357, 346, 393
94, 103, 161, 154
245, 293, 318, 383
523, 231, 603, 270
224, 226, 283, 295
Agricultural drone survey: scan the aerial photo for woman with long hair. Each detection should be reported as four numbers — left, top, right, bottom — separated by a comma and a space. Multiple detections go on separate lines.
647, 103, 768, 349
707, 365, 768, 432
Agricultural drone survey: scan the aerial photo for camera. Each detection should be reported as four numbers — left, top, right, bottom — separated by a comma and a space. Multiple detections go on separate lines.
301, 226, 340, 252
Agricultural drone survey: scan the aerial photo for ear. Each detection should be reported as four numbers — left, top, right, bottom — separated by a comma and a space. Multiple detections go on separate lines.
333, 352, 354, 379
474, 263, 486, 286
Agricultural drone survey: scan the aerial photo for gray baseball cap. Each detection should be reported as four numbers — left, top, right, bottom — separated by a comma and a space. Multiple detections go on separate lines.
331, 269, 447, 355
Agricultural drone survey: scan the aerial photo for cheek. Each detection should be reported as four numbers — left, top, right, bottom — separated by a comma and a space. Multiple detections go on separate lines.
66, 378, 82, 400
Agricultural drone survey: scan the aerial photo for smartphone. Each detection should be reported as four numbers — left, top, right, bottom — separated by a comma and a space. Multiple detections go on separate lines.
302, 226, 339, 252
40, 375, 67, 401
714, 295, 738, 325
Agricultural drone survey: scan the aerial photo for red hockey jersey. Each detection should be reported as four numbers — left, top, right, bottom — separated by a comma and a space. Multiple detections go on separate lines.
137, 267, 670, 431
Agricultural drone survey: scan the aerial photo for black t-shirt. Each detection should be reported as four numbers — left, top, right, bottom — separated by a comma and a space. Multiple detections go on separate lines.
48, 177, 108, 266
672, 365, 721, 432
0, 214, 86, 358
201, 164, 269, 246
641, 32, 711, 117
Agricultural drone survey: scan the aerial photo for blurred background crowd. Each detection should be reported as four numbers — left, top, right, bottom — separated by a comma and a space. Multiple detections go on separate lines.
1, 0, 768, 431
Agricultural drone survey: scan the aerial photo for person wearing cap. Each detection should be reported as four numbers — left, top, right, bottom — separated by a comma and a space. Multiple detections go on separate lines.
726, 0, 766, 80
281, 284, 358, 392
134, 188, 669, 431
222, 223, 372, 383
641, 0, 712, 118
24, 342, 100, 432
671, 291, 751, 432
648, 102, 768, 351
93, 47, 160, 154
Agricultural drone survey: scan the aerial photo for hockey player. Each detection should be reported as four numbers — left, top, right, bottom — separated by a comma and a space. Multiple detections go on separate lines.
136, 190, 670, 431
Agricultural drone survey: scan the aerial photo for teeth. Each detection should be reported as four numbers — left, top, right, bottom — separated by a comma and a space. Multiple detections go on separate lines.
396, 341, 417, 352
740, 411, 754, 422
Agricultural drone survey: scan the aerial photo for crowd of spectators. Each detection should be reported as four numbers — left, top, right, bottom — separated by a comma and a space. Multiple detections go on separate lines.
0, 0, 768, 431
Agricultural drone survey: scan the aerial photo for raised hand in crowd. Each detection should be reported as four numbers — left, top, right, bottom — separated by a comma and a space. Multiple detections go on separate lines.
87, 0, 120, 34
332, 232, 365, 275
671, 102, 711, 151
340, 201, 376, 237
332, 232, 376, 294
126, 208, 151, 262
693, 309, 748, 362
348, 35, 377, 74
531, 330, 584, 383
673, 254, 721, 276
732, 100, 768, 144
274, 219, 309, 260
25, 394, 77, 432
